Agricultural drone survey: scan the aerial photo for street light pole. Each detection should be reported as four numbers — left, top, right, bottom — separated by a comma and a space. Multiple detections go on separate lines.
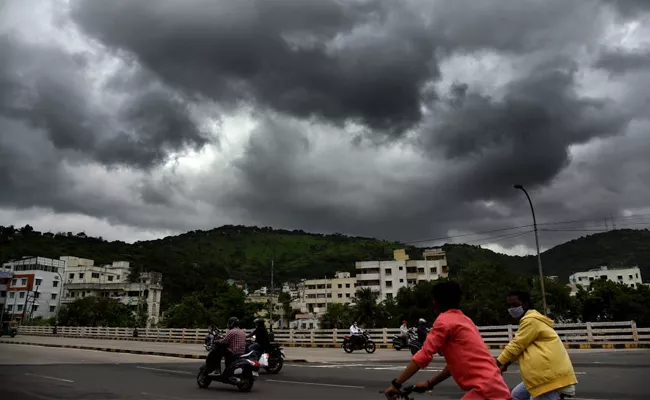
514, 184, 547, 315
254, 231, 275, 329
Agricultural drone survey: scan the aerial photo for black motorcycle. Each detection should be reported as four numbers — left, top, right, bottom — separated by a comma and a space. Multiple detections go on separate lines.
392, 328, 418, 351
204, 329, 223, 352
246, 337, 285, 374
196, 350, 260, 392
342, 330, 376, 354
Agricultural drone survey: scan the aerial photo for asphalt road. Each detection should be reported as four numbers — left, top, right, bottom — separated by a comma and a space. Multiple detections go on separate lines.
0, 344, 648, 400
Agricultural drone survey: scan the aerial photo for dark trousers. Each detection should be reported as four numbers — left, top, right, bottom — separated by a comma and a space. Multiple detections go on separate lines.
351, 334, 364, 348
206, 342, 234, 373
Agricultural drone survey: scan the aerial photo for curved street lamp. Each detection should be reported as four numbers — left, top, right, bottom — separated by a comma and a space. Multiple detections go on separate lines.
514, 184, 548, 315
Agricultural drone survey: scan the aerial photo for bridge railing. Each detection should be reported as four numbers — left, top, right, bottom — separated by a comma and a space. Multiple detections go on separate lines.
14, 321, 649, 345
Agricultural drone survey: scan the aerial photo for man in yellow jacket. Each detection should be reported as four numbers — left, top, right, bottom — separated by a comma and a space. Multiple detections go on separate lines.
496, 290, 577, 400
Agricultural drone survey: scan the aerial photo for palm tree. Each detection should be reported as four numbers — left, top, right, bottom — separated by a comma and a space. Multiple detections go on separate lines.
354, 288, 380, 328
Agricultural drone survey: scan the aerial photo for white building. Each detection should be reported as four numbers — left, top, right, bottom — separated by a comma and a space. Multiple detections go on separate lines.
355, 248, 449, 302
0, 257, 66, 321
569, 266, 643, 290
60, 256, 163, 326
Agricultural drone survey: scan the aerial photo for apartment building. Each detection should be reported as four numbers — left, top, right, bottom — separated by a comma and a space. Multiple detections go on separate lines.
294, 272, 356, 314
60, 256, 163, 326
355, 248, 449, 302
0, 257, 66, 321
569, 266, 643, 289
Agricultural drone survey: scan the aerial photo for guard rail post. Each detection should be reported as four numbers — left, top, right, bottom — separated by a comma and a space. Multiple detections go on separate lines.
332, 328, 338, 344
507, 325, 514, 341
632, 321, 639, 342
382, 328, 388, 344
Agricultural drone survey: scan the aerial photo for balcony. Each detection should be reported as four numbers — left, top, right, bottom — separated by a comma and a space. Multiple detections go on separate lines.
357, 272, 380, 281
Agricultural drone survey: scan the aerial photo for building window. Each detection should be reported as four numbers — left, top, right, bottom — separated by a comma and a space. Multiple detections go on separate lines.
92, 273, 100, 279
9, 292, 15, 299
399, 266, 403, 271
50, 306, 56, 312
418, 268, 425, 274
385, 281, 393, 288
399, 279, 404, 283
11, 279, 16, 286
345, 284, 350, 288
17, 304, 23, 311
636, 273, 639, 279
69, 273, 75, 279
34, 292, 40, 299
53, 280, 59, 287
32, 305, 39, 312
7, 305, 13, 311
385, 268, 392, 276
430, 267, 437, 274
617, 275, 623, 280
51, 293, 57, 300
108, 276, 114, 282
631, 284, 635, 288
345, 293, 351, 298
386, 293, 393, 299
589, 277, 594, 281
35, 278, 42, 286
79, 273, 85, 279
629, 275, 633, 280
19, 292, 25, 299
338, 293, 343, 298
0, 291, 5, 298
21, 278, 27, 285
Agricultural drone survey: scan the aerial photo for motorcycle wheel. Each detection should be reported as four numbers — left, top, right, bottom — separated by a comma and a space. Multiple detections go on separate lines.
196, 369, 211, 389
343, 341, 354, 353
265, 357, 284, 374
237, 378, 254, 392
365, 341, 377, 354
393, 343, 402, 351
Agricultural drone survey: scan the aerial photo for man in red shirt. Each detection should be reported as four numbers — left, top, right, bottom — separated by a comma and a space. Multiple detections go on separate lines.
384, 281, 511, 400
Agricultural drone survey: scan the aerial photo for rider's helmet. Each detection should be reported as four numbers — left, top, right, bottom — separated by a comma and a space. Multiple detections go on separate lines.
254, 318, 265, 328
227, 317, 240, 329
402, 320, 407, 325
418, 318, 426, 325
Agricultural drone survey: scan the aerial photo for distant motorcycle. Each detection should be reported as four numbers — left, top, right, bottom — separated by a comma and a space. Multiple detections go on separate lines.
392, 328, 418, 351
343, 330, 376, 354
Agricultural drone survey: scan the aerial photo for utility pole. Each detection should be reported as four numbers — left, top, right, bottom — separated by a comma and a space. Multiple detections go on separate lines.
254, 231, 275, 330
514, 184, 548, 315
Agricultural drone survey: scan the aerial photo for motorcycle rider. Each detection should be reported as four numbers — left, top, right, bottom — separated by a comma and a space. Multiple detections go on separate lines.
416, 318, 428, 343
349, 321, 363, 348
384, 281, 511, 400
496, 290, 577, 400
399, 320, 409, 339
247, 318, 271, 356
208, 324, 217, 344
207, 317, 246, 376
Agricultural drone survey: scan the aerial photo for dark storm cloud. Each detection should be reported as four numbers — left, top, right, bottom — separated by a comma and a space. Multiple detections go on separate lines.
0, 35, 210, 169
71, 0, 437, 135
595, 48, 650, 76
601, 0, 650, 16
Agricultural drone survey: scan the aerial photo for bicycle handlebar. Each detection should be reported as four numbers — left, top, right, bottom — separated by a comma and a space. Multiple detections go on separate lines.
378, 384, 427, 399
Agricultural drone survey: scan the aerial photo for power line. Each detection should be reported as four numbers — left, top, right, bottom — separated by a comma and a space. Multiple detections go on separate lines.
463, 230, 533, 245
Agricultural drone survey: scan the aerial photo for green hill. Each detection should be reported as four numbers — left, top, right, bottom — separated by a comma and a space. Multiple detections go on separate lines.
1, 224, 648, 307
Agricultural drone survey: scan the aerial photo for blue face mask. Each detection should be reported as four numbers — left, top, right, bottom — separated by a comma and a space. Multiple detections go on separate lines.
508, 306, 525, 319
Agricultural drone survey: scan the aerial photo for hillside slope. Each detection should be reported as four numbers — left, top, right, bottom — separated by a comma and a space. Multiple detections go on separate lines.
1, 225, 648, 306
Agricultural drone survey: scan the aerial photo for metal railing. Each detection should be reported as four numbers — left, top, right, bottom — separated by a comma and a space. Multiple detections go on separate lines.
13, 321, 650, 345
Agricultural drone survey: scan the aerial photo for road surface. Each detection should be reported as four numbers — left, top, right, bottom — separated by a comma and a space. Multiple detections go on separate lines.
1, 343, 648, 399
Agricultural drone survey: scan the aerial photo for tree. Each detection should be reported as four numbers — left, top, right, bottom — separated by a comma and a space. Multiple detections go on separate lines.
353, 288, 380, 327
320, 303, 353, 329
163, 294, 210, 328
57, 297, 136, 327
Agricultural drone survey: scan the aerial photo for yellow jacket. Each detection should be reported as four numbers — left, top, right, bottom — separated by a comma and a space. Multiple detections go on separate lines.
497, 310, 578, 397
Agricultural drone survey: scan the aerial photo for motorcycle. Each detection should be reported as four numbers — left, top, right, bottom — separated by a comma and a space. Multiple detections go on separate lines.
342, 330, 376, 354
392, 328, 417, 351
246, 336, 286, 374
196, 350, 261, 392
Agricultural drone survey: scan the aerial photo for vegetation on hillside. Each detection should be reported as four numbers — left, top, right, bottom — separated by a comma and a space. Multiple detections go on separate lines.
1, 224, 649, 310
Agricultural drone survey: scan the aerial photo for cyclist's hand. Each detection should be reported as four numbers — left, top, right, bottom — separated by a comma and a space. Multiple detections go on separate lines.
413, 382, 429, 393
384, 384, 400, 399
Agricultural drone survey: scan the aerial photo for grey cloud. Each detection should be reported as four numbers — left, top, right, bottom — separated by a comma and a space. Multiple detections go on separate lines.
71, 0, 437, 135
0, 34, 210, 169
595, 48, 650, 76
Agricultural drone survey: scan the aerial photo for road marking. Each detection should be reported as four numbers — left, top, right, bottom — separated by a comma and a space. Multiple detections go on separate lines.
24, 373, 74, 383
135, 366, 192, 375
266, 379, 365, 389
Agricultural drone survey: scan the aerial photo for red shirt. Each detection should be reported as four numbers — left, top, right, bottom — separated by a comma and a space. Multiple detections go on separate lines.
412, 310, 511, 400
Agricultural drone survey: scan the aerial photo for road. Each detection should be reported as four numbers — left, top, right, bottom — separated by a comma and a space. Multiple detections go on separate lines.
1, 344, 648, 400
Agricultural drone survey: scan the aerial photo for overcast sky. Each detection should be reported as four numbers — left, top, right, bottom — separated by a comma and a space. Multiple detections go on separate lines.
1, 0, 649, 256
